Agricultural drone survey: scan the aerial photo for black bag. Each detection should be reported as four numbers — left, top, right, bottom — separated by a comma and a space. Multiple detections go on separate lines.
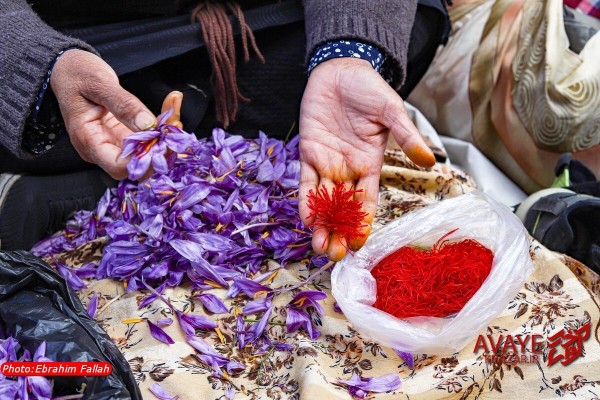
0, 251, 141, 400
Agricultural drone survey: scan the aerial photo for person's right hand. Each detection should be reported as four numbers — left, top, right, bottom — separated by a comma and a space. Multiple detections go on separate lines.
50, 49, 157, 179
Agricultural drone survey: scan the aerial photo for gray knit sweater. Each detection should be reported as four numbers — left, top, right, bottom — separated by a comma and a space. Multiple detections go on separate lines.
0, 0, 417, 160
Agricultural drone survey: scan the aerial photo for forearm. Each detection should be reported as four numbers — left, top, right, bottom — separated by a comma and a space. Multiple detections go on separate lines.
302, 0, 418, 89
0, 0, 95, 159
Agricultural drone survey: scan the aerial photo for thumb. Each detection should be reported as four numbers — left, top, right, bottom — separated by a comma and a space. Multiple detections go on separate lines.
380, 91, 436, 168
85, 81, 156, 132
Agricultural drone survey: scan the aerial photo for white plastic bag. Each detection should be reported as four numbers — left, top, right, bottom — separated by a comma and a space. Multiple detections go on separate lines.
331, 191, 534, 354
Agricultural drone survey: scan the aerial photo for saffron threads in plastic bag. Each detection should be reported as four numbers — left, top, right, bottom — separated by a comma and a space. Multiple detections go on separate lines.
371, 230, 493, 319
306, 182, 368, 245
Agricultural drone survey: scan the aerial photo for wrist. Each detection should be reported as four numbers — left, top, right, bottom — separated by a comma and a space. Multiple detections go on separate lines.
307, 39, 385, 76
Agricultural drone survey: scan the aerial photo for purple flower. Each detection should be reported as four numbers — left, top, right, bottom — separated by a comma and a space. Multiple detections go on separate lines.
176, 311, 217, 336
290, 290, 326, 315
55, 262, 87, 290
149, 382, 179, 400
227, 277, 271, 299
121, 109, 196, 180
87, 293, 99, 318
148, 320, 175, 344
338, 372, 402, 398
285, 307, 320, 340
196, 293, 228, 314
393, 349, 415, 369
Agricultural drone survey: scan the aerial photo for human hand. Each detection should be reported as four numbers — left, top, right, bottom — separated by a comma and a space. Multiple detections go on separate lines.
50, 49, 157, 179
298, 58, 435, 261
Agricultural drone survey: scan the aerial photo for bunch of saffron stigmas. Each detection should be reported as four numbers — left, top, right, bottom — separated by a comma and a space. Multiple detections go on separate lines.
371, 229, 494, 319
31, 111, 404, 399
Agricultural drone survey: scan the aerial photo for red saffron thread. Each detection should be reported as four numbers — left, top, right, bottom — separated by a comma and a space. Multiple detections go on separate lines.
371, 230, 494, 319
306, 181, 368, 246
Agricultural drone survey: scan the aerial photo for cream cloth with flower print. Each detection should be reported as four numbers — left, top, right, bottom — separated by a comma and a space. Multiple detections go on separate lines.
46, 141, 600, 400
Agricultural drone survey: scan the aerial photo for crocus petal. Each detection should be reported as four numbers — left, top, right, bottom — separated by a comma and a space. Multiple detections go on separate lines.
156, 318, 174, 327
225, 360, 245, 375
285, 307, 319, 340
139, 282, 167, 309
0, 380, 19, 398
56, 262, 87, 290
227, 277, 271, 299
333, 302, 344, 314
394, 349, 415, 369
27, 376, 52, 399
87, 293, 99, 318
148, 320, 174, 344
177, 311, 217, 336
127, 152, 153, 180
338, 372, 401, 397
275, 342, 294, 352
149, 382, 179, 400
224, 385, 235, 400
242, 297, 272, 315
248, 305, 273, 343
196, 293, 228, 314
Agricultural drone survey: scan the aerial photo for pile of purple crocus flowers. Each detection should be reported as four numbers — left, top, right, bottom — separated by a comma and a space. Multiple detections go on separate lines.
30, 112, 404, 399
32, 110, 311, 291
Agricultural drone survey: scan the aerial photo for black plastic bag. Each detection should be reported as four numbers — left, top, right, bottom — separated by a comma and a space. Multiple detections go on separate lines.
0, 251, 141, 400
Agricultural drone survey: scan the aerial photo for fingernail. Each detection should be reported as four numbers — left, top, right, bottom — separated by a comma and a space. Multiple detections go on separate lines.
135, 112, 156, 130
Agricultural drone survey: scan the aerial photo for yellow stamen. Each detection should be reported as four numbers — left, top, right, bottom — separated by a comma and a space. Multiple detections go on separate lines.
265, 270, 279, 284
123, 281, 128, 289
236, 170, 243, 177
183, 308, 190, 314
215, 223, 224, 232
216, 168, 236, 181
293, 297, 307, 307
204, 280, 223, 289
234, 307, 241, 316
137, 137, 159, 158
222, 369, 231, 381
261, 231, 270, 239
158, 190, 174, 195
267, 145, 275, 156
253, 290, 268, 299
215, 327, 225, 344
121, 317, 144, 324
177, 153, 188, 159
293, 228, 308, 234
300, 258, 310, 264
121, 201, 127, 214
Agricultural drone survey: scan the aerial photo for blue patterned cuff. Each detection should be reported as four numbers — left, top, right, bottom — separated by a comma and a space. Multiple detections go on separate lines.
30, 47, 75, 123
307, 40, 385, 76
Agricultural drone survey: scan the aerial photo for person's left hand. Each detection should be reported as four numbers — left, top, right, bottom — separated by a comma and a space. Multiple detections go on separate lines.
298, 57, 436, 261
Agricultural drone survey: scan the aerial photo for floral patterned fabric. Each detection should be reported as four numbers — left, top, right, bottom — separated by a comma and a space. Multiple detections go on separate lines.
47, 145, 600, 399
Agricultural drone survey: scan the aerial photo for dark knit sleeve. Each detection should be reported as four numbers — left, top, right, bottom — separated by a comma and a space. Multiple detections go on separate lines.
302, 0, 418, 89
0, 0, 96, 159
